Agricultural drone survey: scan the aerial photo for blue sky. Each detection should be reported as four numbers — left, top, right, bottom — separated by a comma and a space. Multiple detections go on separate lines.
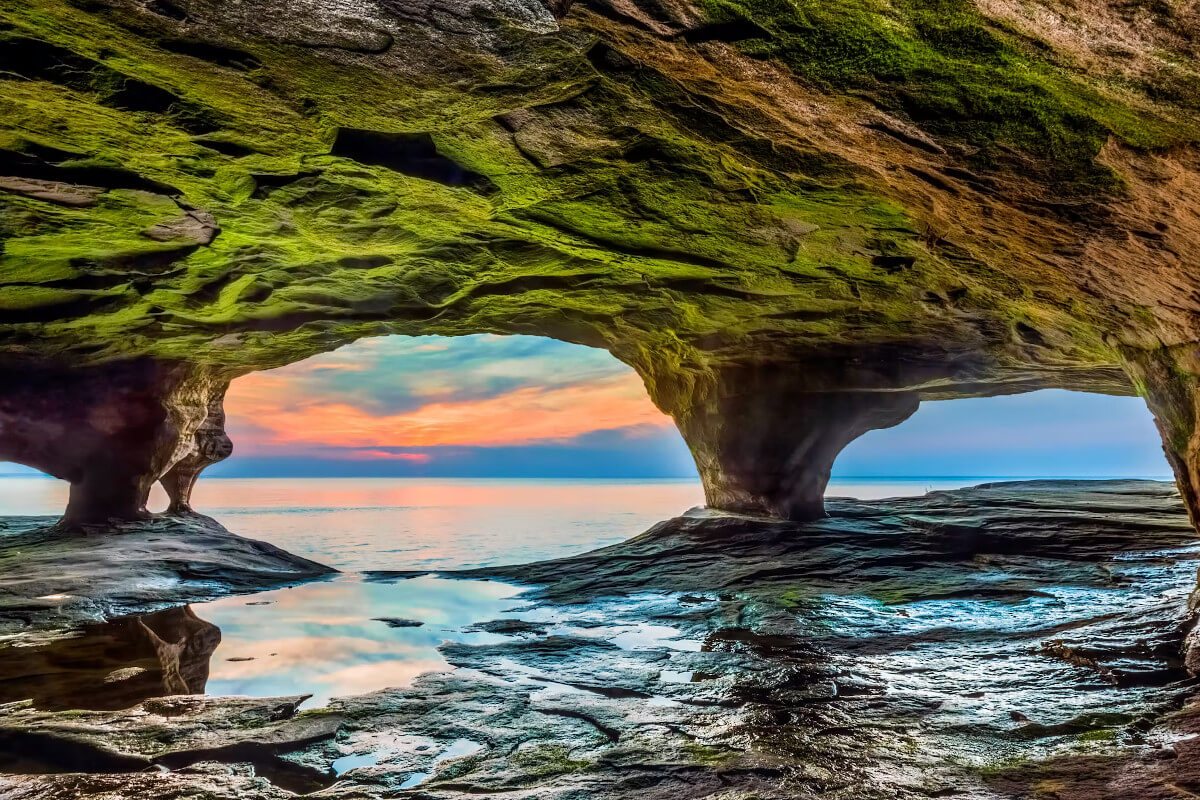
0, 335, 1173, 479
837, 389, 1169, 477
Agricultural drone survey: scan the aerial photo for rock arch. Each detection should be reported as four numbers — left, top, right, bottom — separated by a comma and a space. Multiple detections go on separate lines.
1, 0, 1200, 526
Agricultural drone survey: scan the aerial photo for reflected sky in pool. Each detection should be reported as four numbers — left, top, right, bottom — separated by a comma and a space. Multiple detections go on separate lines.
1, 476, 1025, 571
194, 574, 526, 706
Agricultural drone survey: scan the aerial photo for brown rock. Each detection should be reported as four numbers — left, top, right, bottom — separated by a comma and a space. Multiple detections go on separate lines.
0, 176, 104, 207
141, 209, 220, 245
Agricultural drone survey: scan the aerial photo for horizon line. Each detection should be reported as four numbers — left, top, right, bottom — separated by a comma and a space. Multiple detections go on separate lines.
0, 472, 1177, 480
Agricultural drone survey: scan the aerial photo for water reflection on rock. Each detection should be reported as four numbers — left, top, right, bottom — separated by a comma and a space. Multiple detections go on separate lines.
2, 480, 1200, 799
193, 574, 525, 705
0, 606, 219, 711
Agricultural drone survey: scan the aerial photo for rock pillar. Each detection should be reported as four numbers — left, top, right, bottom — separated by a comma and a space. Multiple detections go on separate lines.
1123, 345, 1200, 674
0, 359, 226, 527
160, 386, 233, 515
640, 359, 920, 520
1124, 345, 1200, 529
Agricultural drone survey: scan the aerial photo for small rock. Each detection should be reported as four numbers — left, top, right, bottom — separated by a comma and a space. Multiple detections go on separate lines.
142, 209, 220, 245
373, 617, 424, 628
467, 619, 547, 636
0, 176, 105, 206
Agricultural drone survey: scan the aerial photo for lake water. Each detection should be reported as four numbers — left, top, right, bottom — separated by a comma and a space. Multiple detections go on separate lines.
0, 475, 1175, 710
0, 476, 1034, 570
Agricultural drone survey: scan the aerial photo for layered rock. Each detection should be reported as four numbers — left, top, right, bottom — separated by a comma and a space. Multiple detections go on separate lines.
3, 480, 1196, 799
0, 360, 230, 525
1, 0, 1200, 521
159, 384, 233, 515
0, 512, 334, 635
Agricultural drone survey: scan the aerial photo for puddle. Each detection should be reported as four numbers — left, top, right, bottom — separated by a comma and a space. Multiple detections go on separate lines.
333, 737, 484, 784
0, 574, 529, 710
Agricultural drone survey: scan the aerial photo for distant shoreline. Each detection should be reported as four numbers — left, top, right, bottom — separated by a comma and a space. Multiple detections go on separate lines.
0, 473, 1177, 481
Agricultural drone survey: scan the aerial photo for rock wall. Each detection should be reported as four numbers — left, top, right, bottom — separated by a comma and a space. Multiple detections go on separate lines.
1, 0, 1199, 523
0, 359, 230, 525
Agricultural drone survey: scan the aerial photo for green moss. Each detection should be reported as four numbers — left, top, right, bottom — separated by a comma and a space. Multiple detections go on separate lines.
695, 0, 1198, 192
0, 0, 1152, 386
508, 744, 592, 778
682, 742, 739, 765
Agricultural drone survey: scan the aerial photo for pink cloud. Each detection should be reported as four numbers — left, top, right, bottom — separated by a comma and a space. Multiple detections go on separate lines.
226, 372, 671, 452
341, 450, 432, 462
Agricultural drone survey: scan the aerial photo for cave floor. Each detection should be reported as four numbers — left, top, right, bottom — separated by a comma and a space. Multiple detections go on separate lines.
2, 480, 1200, 799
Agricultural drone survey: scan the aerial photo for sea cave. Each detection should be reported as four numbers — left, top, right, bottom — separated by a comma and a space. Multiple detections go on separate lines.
3, 0, 1200, 795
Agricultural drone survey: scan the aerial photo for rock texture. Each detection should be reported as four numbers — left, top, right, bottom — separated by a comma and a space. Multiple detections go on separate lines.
3, 480, 1199, 799
0, 606, 221, 711
0, 360, 230, 525
1, 0, 1200, 519
0, 513, 334, 635
158, 385, 233, 515
0, 694, 340, 795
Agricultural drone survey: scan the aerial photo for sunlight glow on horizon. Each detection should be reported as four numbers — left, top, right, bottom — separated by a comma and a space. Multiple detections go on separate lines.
227, 370, 670, 451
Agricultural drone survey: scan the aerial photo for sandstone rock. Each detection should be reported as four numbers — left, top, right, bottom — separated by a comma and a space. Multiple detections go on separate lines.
2, 0, 1200, 525
0, 176, 104, 207
0, 513, 334, 636
0, 360, 231, 526
141, 209, 220, 245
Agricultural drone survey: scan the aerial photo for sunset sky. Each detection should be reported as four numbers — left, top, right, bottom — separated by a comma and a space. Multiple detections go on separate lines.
215, 334, 694, 478
0, 334, 1174, 480
200, 334, 1172, 479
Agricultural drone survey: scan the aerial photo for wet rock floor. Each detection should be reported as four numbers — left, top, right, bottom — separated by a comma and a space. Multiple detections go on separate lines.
2, 480, 1200, 799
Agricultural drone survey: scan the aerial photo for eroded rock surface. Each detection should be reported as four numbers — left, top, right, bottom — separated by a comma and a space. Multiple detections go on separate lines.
0, 360, 231, 526
0, 513, 334, 636
2, 481, 1199, 798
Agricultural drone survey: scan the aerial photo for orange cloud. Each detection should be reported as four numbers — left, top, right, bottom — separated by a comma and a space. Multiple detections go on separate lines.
341, 450, 432, 462
226, 372, 670, 450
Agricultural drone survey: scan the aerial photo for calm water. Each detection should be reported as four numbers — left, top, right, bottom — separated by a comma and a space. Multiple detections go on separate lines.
0, 476, 1021, 570
0, 475, 1169, 709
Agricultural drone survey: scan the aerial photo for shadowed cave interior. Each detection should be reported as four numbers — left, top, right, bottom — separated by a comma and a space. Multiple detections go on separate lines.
2, 338, 1200, 800
6, 0, 1200, 791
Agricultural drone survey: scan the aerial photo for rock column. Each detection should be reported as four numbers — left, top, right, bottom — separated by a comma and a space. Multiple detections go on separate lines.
640, 359, 920, 520
1124, 345, 1200, 529
0, 359, 227, 527
1123, 345, 1200, 673
160, 386, 233, 515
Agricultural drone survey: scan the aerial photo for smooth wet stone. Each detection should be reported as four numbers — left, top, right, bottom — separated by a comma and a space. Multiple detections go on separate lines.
373, 617, 424, 628
339, 481, 1200, 798
4, 480, 1200, 799
0, 694, 341, 794
0, 513, 335, 636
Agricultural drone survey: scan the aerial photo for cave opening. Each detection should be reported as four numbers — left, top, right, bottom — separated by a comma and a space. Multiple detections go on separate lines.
0, 333, 704, 566
831, 388, 1173, 495
0, 370, 1177, 530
